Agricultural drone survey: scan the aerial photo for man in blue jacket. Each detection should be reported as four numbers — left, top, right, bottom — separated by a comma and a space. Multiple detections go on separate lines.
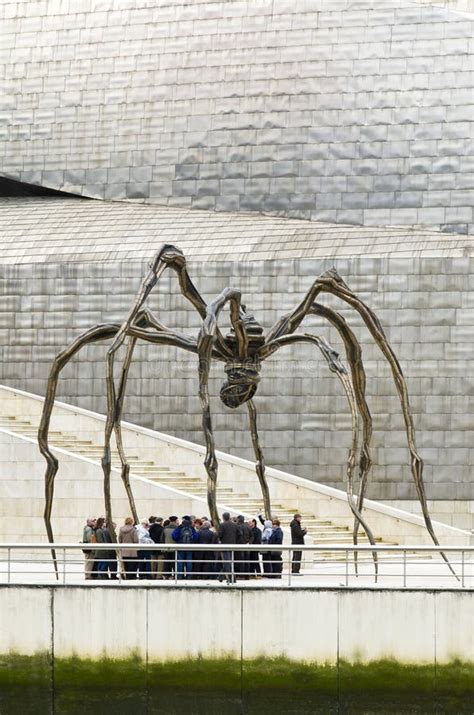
172, 515, 198, 579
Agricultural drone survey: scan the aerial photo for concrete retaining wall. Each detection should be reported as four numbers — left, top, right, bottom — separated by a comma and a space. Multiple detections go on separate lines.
0, 586, 472, 711
2, 586, 466, 665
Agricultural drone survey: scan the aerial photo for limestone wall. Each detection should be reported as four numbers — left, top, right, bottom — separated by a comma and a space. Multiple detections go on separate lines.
1, 0, 473, 233
2, 387, 469, 544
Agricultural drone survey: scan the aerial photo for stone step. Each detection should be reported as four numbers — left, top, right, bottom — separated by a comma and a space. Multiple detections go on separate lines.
0, 414, 397, 554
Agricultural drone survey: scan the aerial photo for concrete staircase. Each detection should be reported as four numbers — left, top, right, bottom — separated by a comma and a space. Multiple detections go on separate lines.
0, 413, 390, 557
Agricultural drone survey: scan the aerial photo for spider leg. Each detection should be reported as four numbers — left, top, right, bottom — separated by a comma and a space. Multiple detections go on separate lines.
266, 268, 455, 578
247, 399, 271, 519
111, 336, 139, 524
310, 303, 373, 571
307, 271, 456, 578
197, 287, 247, 526
111, 244, 231, 359
38, 323, 121, 574
101, 246, 231, 532
259, 333, 379, 579
39, 314, 208, 562
111, 307, 227, 526
111, 308, 174, 528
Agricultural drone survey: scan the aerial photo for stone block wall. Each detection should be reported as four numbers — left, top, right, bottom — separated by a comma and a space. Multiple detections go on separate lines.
1, 0, 473, 233
1, 252, 473, 505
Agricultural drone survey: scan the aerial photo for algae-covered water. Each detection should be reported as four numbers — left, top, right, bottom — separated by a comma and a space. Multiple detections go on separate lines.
0, 655, 472, 714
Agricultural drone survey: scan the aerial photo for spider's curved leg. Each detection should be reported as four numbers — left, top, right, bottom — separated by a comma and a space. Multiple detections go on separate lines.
102, 245, 231, 531
197, 287, 248, 526
247, 399, 271, 520
100, 248, 191, 532
111, 336, 139, 524
259, 333, 379, 579
110, 244, 231, 361
39, 312, 207, 563
111, 307, 223, 526
38, 323, 121, 572
310, 303, 373, 571
110, 308, 167, 526
266, 268, 455, 577
308, 271, 456, 577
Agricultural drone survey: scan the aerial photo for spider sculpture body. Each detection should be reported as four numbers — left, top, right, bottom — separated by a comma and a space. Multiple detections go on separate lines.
39, 244, 448, 576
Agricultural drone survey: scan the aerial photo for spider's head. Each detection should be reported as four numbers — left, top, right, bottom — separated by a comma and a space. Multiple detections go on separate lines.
220, 362, 261, 409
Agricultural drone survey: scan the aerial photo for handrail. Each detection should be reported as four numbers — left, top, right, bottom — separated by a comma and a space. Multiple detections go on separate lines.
0, 543, 472, 551
0, 543, 472, 590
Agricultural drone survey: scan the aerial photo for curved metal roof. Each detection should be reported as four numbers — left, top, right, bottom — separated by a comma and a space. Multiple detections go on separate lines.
0, 197, 472, 265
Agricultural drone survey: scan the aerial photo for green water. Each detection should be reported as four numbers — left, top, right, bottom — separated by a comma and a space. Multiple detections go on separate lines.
0, 655, 472, 714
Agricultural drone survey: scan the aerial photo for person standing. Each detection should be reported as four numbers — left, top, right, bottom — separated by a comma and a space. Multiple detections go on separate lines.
149, 516, 165, 579
163, 516, 179, 578
82, 517, 96, 580
217, 512, 239, 584
136, 520, 153, 579
269, 519, 284, 578
172, 516, 197, 579
236, 515, 251, 579
196, 520, 217, 579
94, 517, 109, 579
248, 518, 262, 577
191, 518, 203, 578
290, 513, 307, 575
260, 518, 274, 577
102, 520, 118, 579
119, 517, 139, 579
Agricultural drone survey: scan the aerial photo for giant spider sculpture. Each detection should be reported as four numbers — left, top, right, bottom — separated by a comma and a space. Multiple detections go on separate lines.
39, 244, 449, 576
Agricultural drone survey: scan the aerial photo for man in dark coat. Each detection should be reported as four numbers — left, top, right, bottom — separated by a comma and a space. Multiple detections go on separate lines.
236, 514, 251, 579
217, 512, 239, 584
149, 516, 165, 579
196, 520, 217, 579
248, 518, 262, 577
290, 513, 307, 574
172, 516, 198, 580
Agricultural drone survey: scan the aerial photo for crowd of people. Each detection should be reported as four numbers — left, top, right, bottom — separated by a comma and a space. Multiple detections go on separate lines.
81, 512, 307, 582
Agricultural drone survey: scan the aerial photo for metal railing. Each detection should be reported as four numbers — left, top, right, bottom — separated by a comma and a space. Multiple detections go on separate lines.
0, 543, 472, 588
